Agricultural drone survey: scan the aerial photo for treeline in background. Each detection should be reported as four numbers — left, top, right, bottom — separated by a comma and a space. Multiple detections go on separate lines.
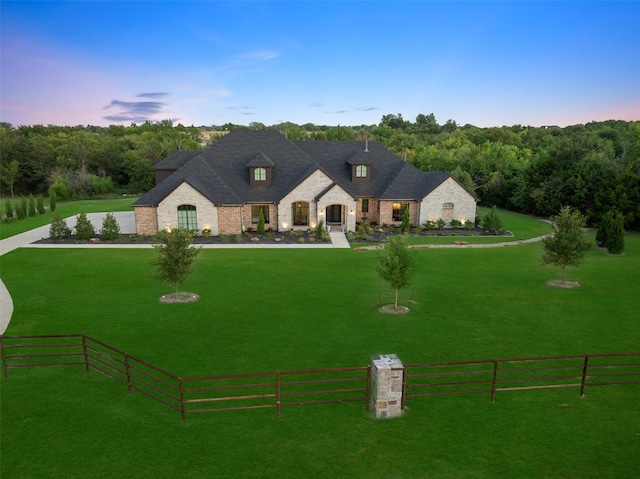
1, 115, 638, 229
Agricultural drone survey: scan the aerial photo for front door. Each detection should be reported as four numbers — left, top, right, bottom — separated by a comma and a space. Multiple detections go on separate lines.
326, 205, 342, 225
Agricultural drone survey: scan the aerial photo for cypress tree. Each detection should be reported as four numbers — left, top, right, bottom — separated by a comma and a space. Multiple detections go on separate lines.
27, 194, 36, 217
37, 195, 45, 214
605, 210, 625, 254
596, 211, 612, 247
49, 192, 57, 212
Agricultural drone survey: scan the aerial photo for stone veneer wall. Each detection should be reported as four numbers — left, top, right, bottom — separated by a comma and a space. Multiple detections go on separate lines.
156, 182, 219, 234
134, 206, 159, 235
370, 354, 404, 418
317, 184, 357, 231
419, 177, 476, 226
278, 169, 333, 230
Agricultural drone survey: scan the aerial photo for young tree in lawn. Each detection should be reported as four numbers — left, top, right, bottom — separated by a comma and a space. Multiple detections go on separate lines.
153, 227, 201, 296
542, 206, 592, 283
376, 235, 417, 309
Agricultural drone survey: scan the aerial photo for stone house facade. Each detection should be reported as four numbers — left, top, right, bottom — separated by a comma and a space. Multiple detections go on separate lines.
133, 130, 477, 235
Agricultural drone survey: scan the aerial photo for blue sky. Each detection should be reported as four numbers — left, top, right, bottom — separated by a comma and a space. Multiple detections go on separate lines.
1, 1, 639, 128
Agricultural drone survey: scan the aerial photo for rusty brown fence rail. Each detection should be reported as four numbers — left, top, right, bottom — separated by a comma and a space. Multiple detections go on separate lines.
403, 352, 640, 405
0, 334, 371, 420
2, 335, 639, 419
182, 367, 371, 418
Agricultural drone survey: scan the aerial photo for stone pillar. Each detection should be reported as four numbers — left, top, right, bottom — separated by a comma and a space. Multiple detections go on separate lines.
370, 354, 404, 418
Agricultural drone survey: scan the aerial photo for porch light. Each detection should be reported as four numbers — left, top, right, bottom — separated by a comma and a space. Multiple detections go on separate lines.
349, 210, 354, 216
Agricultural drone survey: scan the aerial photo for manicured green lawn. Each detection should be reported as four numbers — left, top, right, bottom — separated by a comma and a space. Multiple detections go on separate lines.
0, 197, 137, 239
1, 226, 638, 478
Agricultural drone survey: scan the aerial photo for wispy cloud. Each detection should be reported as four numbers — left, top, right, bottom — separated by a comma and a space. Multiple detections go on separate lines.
102, 94, 170, 122
137, 92, 170, 99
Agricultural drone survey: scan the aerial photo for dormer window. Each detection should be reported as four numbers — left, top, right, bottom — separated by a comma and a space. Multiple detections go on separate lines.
254, 167, 267, 182
347, 151, 371, 183
248, 152, 274, 187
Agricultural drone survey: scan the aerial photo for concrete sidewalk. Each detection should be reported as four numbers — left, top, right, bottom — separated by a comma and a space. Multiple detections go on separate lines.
0, 212, 352, 334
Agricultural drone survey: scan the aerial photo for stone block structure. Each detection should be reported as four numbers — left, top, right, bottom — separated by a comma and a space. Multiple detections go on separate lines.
370, 354, 405, 418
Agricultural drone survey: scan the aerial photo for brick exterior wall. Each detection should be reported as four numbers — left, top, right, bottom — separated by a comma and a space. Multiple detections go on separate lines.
241, 204, 278, 232
217, 206, 243, 234
356, 197, 379, 224
135, 206, 158, 235
378, 201, 418, 226
419, 177, 477, 226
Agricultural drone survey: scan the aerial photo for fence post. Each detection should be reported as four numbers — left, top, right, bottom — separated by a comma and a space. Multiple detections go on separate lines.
365, 365, 371, 412
1, 336, 7, 378
370, 354, 404, 418
491, 361, 499, 403
276, 372, 281, 417
82, 335, 89, 373
179, 378, 186, 421
125, 353, 132, 394
580, 356, 590, 397
401, 364, 407, 411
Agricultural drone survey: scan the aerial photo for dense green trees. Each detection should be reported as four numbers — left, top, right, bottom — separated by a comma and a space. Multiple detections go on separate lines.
1, 117, 638, 231
0, 121, 203, 198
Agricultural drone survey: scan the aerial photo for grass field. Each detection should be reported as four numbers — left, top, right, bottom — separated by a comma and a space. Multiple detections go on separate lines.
1, 209, 638, 478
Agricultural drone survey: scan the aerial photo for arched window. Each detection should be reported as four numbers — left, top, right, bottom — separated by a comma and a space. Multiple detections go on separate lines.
177, 205, 197, 230
355, 164, 368, 178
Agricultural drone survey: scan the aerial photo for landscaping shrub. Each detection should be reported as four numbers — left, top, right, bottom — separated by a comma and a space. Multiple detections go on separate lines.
314, 219, 326, 239
481, 206, 504, 234
49, 214, 71, 239
36, 195, 45, 214
15, 198, 26, 219
100, 212, 121, 240
450, 219, 462, 229
49, 192, 57, 212
27, 194, 37, 217
257, 209, 265, 234
74, 212, 96, 239
401, 207, 411, 233
4, 199, 14, 219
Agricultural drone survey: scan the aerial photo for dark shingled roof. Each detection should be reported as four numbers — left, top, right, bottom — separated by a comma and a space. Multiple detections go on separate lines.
153, 150, 201, 171
134, 130, 457, 207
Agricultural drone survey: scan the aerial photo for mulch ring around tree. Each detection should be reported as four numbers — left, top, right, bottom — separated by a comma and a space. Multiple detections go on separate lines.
159, 292, 200, 303
544, 280, 581, 289
378, 304, 410, 314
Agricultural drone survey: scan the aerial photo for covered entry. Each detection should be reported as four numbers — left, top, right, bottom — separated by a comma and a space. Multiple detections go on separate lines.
325, 204, 343, 229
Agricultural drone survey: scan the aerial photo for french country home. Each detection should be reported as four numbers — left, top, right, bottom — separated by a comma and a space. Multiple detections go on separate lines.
133, 130, 477, 235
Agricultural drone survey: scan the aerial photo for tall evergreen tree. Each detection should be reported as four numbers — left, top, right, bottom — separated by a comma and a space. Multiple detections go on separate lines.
605, 210, 625, 254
